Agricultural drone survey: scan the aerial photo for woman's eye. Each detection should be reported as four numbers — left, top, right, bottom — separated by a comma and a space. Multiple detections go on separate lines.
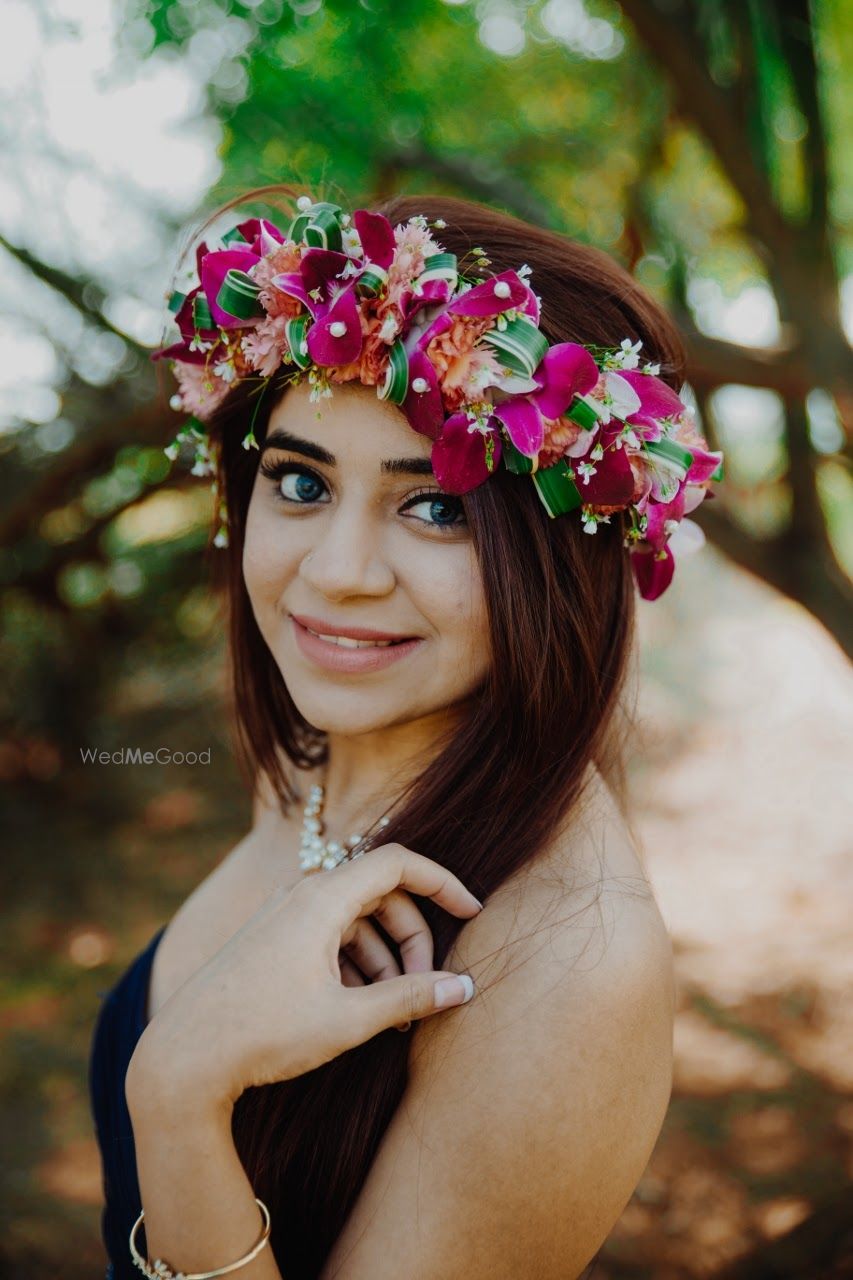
402, 493, 466, 530
261, 462, 328, 505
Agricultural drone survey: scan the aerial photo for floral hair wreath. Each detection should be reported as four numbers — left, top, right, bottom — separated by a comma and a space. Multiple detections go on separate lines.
152, 196, 723, 600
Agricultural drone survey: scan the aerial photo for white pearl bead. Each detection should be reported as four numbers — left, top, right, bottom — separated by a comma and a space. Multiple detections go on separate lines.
493, 280, 511, 298
297, 195, 313, 211
329, 321, 347, 337
411, 377, 429, 394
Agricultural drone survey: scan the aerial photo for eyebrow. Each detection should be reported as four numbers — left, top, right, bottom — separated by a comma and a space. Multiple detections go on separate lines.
261, 428, 435, 477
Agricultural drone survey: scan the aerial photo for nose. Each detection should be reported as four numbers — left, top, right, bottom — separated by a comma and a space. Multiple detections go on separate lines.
298, 499, 396, 600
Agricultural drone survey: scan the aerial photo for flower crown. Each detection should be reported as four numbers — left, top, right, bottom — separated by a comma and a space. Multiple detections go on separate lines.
152, 196, 723, 599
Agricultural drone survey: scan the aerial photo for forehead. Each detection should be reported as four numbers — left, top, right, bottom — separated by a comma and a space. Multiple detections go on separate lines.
266, 378, 434, 463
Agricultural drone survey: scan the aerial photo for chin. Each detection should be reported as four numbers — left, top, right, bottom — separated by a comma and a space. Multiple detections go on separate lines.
285, 688, 425, 738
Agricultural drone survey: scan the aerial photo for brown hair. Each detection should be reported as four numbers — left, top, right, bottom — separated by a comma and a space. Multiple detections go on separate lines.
174, 184, 685, 1276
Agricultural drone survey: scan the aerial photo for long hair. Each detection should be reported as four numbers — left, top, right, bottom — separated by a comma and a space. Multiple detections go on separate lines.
173, 184, 685, 1277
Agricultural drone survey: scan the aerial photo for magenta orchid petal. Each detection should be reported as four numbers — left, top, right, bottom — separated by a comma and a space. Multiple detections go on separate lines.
399, 278, 453, 324
269, 271, 317, 315
493, 397, 544, 457
200, 249, 261, 327
531, 343, 600, 419
632, 544, 675, 600
643, 488, 686, 552
413, 308, 454, 354
686, 447, 724, 485
618, 370, 686, 429
306, 286, 363, 365
299, 248, 351, 298
576, 439, 635, 506
449, 269, 529, 318
431, 414, 501, 493
174, 287, 218, 343
234, 218, 286, 256
353, 209, 396, 269
402, 351, 445, 440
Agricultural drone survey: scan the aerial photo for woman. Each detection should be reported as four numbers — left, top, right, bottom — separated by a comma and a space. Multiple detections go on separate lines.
89, 186, 721, 1279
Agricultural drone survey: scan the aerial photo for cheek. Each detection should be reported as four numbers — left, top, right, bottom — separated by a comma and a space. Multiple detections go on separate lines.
242, 492, 297, 603
406, 545, 489, 669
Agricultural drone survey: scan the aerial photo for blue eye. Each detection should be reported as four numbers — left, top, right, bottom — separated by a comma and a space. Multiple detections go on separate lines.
258, 461, 466, 533
402, 493, 466, 529
260, 461, 328, 505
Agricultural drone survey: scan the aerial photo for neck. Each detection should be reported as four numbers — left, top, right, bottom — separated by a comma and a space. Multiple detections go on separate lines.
318, 706, 463, 838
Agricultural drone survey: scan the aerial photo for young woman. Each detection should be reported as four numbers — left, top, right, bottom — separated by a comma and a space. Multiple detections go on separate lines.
89, 186, 721, 1279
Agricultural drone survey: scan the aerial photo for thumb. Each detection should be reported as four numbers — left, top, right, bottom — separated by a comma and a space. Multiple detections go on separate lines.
354, 970, 476, 1040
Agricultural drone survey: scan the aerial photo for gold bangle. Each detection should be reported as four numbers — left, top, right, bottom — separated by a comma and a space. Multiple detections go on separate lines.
128, 1196, 271, 1278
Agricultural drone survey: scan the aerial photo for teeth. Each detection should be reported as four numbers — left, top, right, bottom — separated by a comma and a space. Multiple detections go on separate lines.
307, 627, 397, 649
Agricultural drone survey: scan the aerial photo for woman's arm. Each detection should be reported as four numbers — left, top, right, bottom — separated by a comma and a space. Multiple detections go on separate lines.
127, 1084, 283, 1279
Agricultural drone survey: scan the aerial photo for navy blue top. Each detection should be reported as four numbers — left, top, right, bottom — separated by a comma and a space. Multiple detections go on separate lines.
88, 924, 168, 1280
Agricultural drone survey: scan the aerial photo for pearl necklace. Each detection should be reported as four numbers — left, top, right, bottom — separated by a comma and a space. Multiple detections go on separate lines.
299, 781, 391, 873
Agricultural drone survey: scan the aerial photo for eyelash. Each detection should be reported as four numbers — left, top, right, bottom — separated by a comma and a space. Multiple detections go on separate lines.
258, 460, 467, 532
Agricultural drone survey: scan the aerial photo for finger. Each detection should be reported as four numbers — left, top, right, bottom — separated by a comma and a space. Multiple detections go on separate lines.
339, 952, 366, 988
351, 968, 476, 1040
340, 918, 402, 983
318, 845, 483, 932
367, 888, 434, 974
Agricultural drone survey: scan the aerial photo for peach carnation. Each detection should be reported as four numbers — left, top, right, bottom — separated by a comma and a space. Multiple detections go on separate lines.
537, 416, 595, 468
241, 315, 292, 377
426, 314, 495, 413
173, 363, 231, 418
253, 242, 304, 319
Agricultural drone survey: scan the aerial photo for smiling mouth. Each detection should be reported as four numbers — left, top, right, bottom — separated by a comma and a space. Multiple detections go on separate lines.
301, 625, 408, 650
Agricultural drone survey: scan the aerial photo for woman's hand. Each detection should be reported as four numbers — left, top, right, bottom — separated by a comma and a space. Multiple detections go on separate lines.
126, 844, 482, 1116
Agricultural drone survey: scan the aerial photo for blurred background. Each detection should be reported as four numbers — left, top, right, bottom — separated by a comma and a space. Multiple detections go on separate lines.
1, 0, 851, 1275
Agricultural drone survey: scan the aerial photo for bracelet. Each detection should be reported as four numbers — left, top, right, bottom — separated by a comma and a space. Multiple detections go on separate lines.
129, 1196, 271, 1279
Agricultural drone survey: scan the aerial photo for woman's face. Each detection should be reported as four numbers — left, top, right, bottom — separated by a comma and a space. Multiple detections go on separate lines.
243, 379, 491, 737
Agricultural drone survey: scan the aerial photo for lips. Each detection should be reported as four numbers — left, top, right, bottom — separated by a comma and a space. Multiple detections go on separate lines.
290, 615, 424, 675
289, 613, 416, 643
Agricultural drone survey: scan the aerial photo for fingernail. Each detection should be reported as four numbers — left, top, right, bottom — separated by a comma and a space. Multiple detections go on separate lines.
473, 896, 485, 910
434, 974, 475, 1009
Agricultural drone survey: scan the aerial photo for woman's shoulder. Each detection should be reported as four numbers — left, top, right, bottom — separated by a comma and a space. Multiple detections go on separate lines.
146, 768, 306, 1022
421, 760, 673, 1067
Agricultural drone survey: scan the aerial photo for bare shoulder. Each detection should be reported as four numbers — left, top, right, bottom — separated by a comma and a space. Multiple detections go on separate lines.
147, 766, 304, 1021
321, 773, 675, 1280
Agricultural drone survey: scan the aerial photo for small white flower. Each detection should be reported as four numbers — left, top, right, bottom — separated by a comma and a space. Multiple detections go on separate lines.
189, 335, 214, 353
342, 227, 362, 257
643, 361, 661, 375
213, 527, 229, 548
616, 337, 643, 369
164, 442, 180, 461
213, 360, 236, 383
576, 461, 597, 484
517, 263, 533, 279
379, 314, 398, 342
